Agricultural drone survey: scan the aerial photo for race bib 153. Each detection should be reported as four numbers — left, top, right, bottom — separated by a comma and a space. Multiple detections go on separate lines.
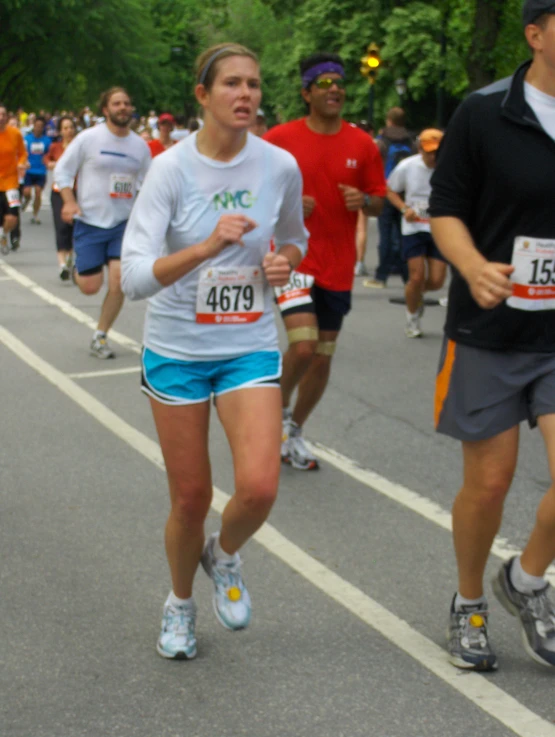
508, 236, 555, 311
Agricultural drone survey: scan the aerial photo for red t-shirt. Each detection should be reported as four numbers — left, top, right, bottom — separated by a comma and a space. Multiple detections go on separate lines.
148, 139, 169, 158
264, 119, 386, 291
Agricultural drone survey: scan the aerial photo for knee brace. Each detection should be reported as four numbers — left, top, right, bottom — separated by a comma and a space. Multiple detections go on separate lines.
287, 326, 319, 345
315, 341, 336, 356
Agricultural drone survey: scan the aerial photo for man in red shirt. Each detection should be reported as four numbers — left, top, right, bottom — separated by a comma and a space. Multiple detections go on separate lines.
148, 113, 175, 157
264, 52, 386, 470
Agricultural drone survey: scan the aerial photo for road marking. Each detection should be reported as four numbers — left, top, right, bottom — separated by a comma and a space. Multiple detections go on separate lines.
307, 441, 555, 586
68, 366, 141, 379
0, 261, 141, 354
1, 323, 555, 737
2, 258, 554, 585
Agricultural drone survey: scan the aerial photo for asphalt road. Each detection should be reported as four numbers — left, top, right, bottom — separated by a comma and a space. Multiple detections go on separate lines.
1, 202, 554, 737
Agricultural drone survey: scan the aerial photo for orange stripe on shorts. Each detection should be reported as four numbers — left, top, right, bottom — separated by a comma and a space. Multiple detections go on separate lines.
434, 339, 456, 428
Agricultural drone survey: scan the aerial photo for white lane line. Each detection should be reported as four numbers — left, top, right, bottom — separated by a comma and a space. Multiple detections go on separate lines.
0, 262, 141, 354
2, 259, 554, 587
308, 440, 555, 586
68, 366, 141, 379
1, 323, 554, 737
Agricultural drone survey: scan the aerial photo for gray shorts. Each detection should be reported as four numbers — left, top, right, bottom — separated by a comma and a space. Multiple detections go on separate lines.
435, 337, 555, 442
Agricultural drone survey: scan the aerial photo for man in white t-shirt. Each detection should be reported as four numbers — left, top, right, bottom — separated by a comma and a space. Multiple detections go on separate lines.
55, 87, 151, 358
147, 110, 158, 132
387, 128, 446, 337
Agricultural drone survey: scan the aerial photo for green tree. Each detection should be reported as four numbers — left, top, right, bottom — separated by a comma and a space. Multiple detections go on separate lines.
0, 0, 536, 126
0, 0, 168, 112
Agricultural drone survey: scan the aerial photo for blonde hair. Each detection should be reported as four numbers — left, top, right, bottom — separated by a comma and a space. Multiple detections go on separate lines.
195, 43, 259, 90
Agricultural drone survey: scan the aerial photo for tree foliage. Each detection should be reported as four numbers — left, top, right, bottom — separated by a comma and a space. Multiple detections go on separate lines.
0, 0, 533, 127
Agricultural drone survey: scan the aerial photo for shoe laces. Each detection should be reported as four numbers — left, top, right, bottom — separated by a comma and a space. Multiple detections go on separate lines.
289, 432, 313, 458
525, 587, 555, 636
458, 610, 489, 649
212, 556, 243, 593
165, 605, 195, 636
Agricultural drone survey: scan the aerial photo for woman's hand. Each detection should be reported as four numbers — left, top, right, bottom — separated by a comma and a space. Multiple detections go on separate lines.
204, 215, 258, 257
262, 252, 292, 287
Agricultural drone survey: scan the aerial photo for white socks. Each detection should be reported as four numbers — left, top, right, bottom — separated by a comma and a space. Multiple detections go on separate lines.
454, 557, 547, 611
167, 591, 194, 609
454, 593, 486, 610
510, 556, 546, 595
213, 533, 236, 563
94, 330, 106, 340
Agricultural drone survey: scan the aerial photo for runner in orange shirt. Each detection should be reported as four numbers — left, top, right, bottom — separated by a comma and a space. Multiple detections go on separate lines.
0, 102, 27, 254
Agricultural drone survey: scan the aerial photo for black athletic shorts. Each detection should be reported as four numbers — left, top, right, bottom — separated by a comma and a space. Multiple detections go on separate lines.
280, 283, 352, 332
0, 190, 20, 219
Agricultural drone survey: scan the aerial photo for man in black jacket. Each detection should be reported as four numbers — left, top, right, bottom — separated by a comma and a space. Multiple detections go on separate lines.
363, 107, 414, 288
430, 0, 555, 672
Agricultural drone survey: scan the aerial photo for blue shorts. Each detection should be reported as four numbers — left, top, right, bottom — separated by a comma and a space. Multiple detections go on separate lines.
73, 220, 127, 276
24, 172, 47, 188
402, 231, 445, 262
141, 348, 282, 405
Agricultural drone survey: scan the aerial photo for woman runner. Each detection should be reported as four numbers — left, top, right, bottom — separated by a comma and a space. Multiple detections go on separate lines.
44, 115, 77, 280
121, 43, 307, 659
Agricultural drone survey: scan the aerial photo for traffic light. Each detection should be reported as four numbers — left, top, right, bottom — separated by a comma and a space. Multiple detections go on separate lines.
360, 43, 381, 84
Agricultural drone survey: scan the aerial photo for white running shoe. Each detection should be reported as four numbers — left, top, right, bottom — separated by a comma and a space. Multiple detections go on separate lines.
282, 422, 319, 471
90, 336, 115, 359
281, 408, 292, 460
405, 313, 423, 338
362, 277, 385, 289
157, 598, 197, 660
201, 533, 252, 631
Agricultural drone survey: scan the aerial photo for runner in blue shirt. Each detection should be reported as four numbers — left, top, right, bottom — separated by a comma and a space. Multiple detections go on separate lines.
23, 116, 51, 224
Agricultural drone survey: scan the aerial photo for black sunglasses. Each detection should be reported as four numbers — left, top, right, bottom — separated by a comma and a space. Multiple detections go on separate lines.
313, 77, 346, 90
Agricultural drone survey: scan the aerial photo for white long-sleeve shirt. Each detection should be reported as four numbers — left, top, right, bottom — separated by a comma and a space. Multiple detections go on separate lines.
54, 123, 151, 229
122, 132, 307, 362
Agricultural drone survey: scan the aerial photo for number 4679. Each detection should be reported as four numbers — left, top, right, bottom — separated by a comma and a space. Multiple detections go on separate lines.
206, 285, 254, 312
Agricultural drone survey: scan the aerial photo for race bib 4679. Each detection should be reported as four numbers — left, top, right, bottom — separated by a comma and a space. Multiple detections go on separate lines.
196, 266, 264, 324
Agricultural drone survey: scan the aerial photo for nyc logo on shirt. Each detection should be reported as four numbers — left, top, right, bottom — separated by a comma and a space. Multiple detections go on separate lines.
213, 190, 255, 210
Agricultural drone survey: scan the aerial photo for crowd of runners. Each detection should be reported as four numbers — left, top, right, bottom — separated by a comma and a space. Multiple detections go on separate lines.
1, 0, 555, 674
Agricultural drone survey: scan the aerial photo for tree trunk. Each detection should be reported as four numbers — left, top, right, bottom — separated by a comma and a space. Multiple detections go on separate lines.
466, 0, 504, 90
